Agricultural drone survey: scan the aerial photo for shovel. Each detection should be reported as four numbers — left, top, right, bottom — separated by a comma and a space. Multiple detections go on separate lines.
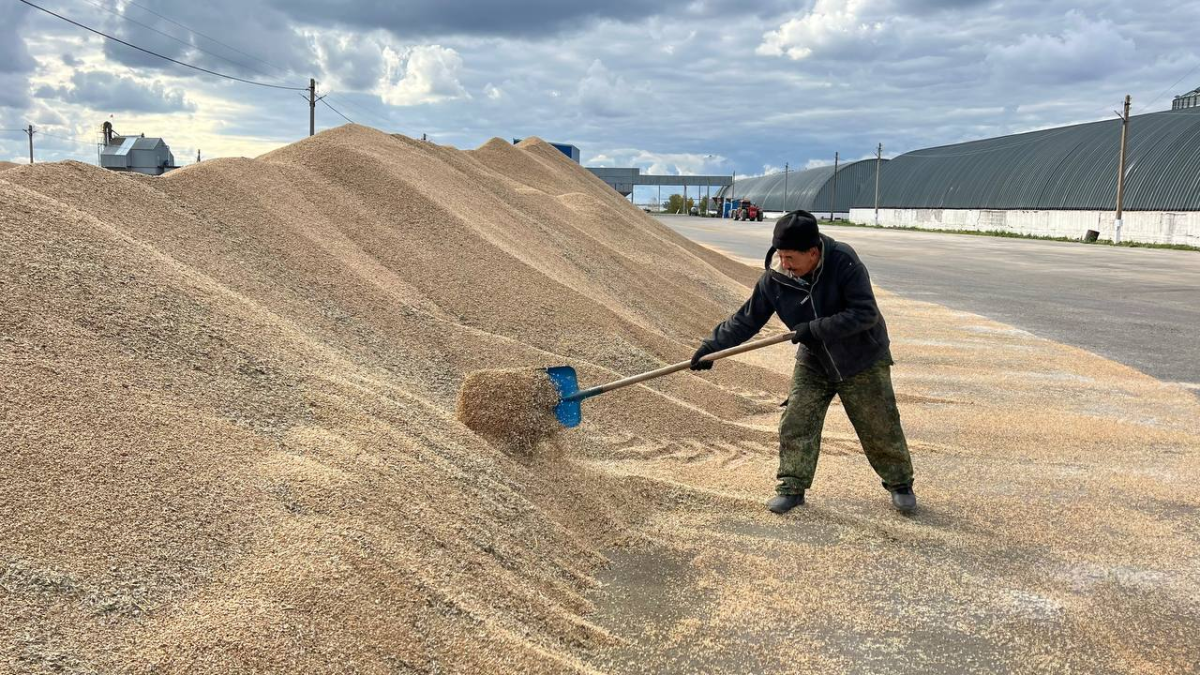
546, 331, 797, 427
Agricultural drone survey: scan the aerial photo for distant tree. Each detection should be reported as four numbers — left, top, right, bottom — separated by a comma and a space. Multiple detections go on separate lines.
663, 194, 697, 214
699, 196, 710, 214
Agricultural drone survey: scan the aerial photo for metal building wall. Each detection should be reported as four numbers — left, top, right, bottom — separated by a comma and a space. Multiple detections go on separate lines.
858, 107, 1200, 211
810, 159, 881, 215
847, 207, 1200, 246
717, 159, 882, 212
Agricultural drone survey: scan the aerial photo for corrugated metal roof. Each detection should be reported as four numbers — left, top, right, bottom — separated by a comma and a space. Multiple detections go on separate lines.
855, 107, 1200, 211
101, 136, 166, 155
131, 137, 164, 150
110, 137, 137, 157
717, 159, 884, 212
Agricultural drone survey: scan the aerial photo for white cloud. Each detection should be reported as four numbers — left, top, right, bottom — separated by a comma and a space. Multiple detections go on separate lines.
8, 0, 1200, 177
757, 0, 885, 60
985, 14, 1135, 85
37, 71, 196, 114
587, 147, 727, 175
311, 31, 386, 92
575, 59, 647, 118
0, 2, 36, 110
379, 45, 470, 106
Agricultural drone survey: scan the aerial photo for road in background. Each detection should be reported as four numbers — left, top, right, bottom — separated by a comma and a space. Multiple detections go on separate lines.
656, 214, 1200, 392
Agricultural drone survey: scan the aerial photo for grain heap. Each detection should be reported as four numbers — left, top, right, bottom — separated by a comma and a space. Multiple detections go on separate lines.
0, 160, 19, 171
0, 126, 786, 673
4, 125, 1198, 674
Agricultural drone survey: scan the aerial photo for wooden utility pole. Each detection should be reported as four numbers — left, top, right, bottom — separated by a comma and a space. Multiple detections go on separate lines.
26, 124, 34, 164
874, 143, 883, 225
1114, 94, 1131, 244
308, 78, 316, 136
829, 152, 839, 221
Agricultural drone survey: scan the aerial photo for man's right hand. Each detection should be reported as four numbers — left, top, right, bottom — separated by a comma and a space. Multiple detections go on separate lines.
690, 343, 716, 370
790, 322, 814, 344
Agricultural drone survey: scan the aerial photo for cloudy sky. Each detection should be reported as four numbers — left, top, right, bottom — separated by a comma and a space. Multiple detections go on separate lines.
3, 0, 1198, 204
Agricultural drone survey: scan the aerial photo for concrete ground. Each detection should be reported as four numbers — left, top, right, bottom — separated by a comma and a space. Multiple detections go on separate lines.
581, 275, 1200, 674
654, 214, 1200, 394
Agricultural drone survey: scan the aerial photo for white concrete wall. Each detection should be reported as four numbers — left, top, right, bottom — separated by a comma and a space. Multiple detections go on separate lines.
846, 208, 1200, 247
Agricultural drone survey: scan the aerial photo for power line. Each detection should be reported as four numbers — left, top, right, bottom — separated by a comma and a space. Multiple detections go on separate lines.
112, 0, 403, 133
320, 97, 355, 125
1137, 62, 1200, 113
325, 93, 392, 128
38, 131, 97, 146
122, 0, 289, 78
75, 0, 282, 83
17, 0, 306, 91
78, 0, 399, 134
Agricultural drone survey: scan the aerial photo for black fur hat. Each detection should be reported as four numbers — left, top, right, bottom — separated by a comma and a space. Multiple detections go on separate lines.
764, 209, 820, 268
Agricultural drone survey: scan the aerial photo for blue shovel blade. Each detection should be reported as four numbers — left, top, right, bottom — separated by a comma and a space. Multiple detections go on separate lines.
546, 366, 582, 428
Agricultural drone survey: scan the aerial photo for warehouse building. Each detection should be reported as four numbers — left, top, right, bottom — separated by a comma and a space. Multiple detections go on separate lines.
586, 166, 732, 211
848, 106, 1200, 246
1172, 86, 1200, 110
714, 159, 884, 217
99, 122, 176, 175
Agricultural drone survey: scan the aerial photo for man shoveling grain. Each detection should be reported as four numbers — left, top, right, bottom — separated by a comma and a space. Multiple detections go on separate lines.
691, 210, 917, 514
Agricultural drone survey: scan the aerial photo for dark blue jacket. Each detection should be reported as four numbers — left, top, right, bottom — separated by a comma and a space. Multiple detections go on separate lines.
703, 234, 891, 381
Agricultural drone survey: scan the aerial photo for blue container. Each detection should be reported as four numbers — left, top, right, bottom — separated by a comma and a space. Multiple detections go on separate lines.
550, 143, 581, 163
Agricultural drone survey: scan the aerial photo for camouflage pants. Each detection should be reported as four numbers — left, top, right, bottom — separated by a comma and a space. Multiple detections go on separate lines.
777, 358, 914, 495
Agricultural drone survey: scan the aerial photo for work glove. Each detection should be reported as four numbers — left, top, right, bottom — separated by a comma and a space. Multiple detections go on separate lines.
790, 322, 814, 344
690, 343, 716, 370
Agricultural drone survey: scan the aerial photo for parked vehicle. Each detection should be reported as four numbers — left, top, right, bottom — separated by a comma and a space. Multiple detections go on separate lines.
732, 199, 764, 221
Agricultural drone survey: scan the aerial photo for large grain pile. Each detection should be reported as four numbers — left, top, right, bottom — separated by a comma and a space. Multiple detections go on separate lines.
3, 126, 1198, 674
0, 126, 783, 674
0, 161, 19, 171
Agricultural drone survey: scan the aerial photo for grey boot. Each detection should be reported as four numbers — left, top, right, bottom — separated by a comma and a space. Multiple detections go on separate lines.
767, 492, 805, 514
889, 486, 917, 513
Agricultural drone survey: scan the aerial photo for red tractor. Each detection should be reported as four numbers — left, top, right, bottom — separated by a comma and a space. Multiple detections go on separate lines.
732, 199, 764, 221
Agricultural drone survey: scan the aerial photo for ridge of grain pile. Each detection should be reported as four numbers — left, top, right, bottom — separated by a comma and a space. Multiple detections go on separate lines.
0, 160, 20, 171
1, 125, 791, 672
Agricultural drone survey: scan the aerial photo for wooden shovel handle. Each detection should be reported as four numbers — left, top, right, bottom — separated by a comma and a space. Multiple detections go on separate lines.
580, 331, 797, 398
